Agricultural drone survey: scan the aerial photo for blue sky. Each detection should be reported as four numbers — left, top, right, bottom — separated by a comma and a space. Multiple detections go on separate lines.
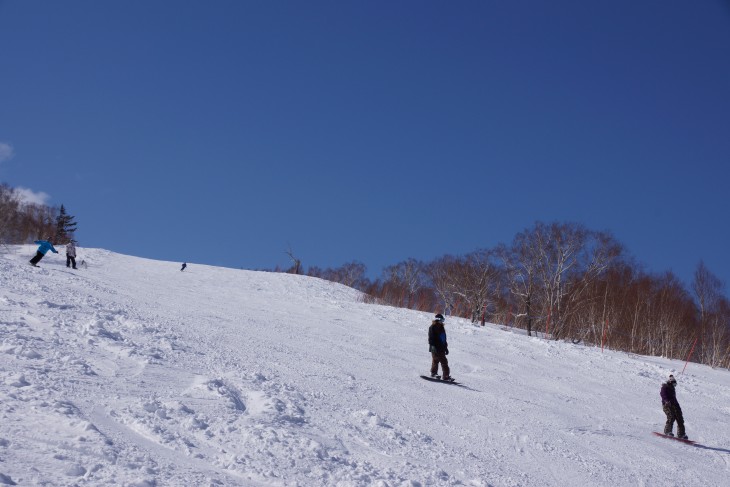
1, 1, 729, 288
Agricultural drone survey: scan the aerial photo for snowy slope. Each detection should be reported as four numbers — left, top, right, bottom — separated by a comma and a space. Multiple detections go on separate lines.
1, 246, 729, 487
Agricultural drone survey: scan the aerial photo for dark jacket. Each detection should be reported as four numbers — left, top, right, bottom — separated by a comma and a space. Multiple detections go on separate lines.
428, 321, 448, 354
660, 382, 679, 406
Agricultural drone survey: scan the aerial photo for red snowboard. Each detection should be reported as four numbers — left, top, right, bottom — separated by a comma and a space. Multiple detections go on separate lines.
652, 432, 696, 445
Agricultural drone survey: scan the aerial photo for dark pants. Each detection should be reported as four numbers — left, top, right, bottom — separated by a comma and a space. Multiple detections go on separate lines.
67, 255, 77, 269
663, 402, 685, 436
431, 351, 450, 378
30, 251, 45, 265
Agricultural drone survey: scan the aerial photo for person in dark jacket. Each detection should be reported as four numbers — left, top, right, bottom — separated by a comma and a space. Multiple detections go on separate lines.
428, 313, 453, 381
660, 374, 687, 439
181, 262, 187, 271
29, 237, 58, 266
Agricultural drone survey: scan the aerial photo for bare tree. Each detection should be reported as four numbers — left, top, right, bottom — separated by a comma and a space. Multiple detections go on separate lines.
693, 261, 727, 365
455, 249, 501, 324
425, 255, 462, 316
0, 184, 57, 244
559, 230, 624, 342
708, 297, 730, 368
285, 246, 302, 275
499, 229, 543, 337
383, 258, 425, 308
531, 222, 588, 338
280, 218, 728, 369
308, 261, 369, 290
0, 183, 58, 244
694, 261, 724, 326
0, 183, 21, 245
336, 261, 368, 289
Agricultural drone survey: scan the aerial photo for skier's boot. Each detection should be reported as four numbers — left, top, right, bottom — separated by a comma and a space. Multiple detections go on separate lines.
442, 376, 455, 383
430, 372, 440, 378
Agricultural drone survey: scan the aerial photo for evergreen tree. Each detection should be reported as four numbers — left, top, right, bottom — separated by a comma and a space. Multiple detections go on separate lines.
54, 204, 78, 243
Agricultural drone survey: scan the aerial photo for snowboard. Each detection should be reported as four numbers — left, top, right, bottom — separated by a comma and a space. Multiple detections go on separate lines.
652, 432, 696, 445
420, 375, 459, 385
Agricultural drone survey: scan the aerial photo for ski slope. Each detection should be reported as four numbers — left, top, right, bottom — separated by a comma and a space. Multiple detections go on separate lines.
1, 246, 729, 486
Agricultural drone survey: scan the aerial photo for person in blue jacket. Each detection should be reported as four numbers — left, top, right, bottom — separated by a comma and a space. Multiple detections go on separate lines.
428, 313, 454, 382
29, 237, 58, 266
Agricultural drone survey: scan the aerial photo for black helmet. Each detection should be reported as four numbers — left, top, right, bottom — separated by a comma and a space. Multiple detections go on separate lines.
668, 374, 677, 385
434, 313, 445, 323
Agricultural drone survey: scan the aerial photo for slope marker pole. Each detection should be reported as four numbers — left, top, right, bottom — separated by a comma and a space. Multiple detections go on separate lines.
681, 336, 698, 375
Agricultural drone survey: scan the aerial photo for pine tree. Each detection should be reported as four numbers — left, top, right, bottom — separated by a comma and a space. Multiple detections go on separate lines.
54, 204, 78, 243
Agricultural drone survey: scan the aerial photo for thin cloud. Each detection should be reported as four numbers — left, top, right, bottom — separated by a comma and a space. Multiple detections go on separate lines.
0, 142, 14, 163
14, 187, 50, 206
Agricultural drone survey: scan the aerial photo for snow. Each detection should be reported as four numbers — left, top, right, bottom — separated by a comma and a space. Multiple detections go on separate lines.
1, 245, 729, 487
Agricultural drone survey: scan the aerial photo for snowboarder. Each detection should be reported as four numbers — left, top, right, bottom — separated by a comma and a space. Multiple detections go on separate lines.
660, 374, 687, 439
181, 262, 187, 271
29, 237, 58, 266
66, 241, 78, 269
428, 313, 453, 382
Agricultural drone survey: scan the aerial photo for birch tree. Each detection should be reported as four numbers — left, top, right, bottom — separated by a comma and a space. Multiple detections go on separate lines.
693, 262, 727, 365
383, 258, 425, 308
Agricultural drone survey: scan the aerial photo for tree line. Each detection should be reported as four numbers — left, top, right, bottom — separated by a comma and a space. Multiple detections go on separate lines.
3, 180, 725, 369
0, 182, 78, 245
282, 221, 730, 369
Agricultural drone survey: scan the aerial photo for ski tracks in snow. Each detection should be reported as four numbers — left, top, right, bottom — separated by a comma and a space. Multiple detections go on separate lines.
1, 258, 176, 484
3, 248, 730, 486
0, 252, 421, 485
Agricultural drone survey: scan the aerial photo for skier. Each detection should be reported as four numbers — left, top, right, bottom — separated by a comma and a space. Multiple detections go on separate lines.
660, 374, 687, 439
66, 241, 78, 269
181, 262, 187, 271
29, 237, 58, 266
428, 313, 453, 382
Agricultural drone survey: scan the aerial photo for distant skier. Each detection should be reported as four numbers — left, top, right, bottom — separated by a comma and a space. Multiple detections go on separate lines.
181, 262, 187, 271
66, 241, 78, 269
29, 237, 58, 266
428, 313, 453, 382
660, 374, 687, 439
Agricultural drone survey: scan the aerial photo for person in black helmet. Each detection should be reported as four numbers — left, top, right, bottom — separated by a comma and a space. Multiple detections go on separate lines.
660, 374, 687, 439
428, 313, 454, 382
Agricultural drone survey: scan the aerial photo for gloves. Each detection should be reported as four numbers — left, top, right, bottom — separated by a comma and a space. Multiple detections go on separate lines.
445, 348, 449, 355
